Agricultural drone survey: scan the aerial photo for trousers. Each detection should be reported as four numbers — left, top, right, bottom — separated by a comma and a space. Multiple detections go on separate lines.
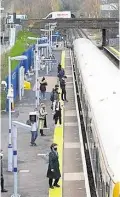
1, 177, 4, 191
49, 178, 59, 187
31, 131, 38, 144
61, 88, 66, 101
54, 111, 61, 125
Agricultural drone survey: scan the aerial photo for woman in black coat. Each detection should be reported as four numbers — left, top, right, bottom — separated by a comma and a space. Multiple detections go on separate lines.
47, 143, 61, 189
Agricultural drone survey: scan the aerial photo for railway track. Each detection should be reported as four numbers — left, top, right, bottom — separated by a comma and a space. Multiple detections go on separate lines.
103, 47, 119, 68
68, 28, 119, 68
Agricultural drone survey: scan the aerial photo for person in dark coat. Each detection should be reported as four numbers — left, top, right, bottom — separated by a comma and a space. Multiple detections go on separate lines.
1, 151, 8, 193
57, 63, 61, 74
54, 99, 62, 126
60, 77, 68, 102
40, 77, 48, 100
47, 143, 61, 189
58, 68, 65, 81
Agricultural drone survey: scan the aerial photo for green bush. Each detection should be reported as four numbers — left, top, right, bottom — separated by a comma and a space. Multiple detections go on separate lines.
1, 30, 39, 110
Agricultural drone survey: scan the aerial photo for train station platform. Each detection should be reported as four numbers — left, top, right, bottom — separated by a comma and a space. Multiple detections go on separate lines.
1, 47, 89, 197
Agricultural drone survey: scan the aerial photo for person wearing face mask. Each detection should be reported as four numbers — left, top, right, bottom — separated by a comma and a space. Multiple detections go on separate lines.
47, 143, 61, 189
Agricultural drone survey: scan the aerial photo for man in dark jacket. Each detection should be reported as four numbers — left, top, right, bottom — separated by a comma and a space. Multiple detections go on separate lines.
40, 77, 48, 100
60, 77, 68, 102
1, 151, 8, 193
58, 68, 65, 81
57, 63, 61, 74
47, 143, 61, 189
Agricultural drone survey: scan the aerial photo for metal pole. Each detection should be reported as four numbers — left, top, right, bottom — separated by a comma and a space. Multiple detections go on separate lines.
49, 23, 51, 55
35, 44, 38, 108
11, 125, 20, 197
51, 29, 52, 48
46, 63, 48, 75
8, 56, 13, 172
34, 50, 36, 71
36, 38, 39, 106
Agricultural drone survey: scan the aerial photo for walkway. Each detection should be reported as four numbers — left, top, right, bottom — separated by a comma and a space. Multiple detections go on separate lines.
1, 50, 61, 197
1, 46, 89, 197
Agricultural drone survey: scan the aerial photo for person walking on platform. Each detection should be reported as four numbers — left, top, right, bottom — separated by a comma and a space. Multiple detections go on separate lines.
60, 77, 68, 102
30, 120, 38, 146
50, 85, 60, 113
38, 103, 47, 136
41, 54, 45, 70
58, 67, 65, 81
1, 151, 8, 193
47, 143, 61, 189
57, 63, 61, 74
54, 99, 62, 126
40, 77, 48, 100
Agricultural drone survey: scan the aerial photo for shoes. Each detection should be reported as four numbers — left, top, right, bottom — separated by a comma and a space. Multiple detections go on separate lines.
49, 186, 54, 189
1, 189, 8, 192
65, 100, 68, 102
33, 143, 37, 146
41, 134, 46, 136
54, 184, 60, 188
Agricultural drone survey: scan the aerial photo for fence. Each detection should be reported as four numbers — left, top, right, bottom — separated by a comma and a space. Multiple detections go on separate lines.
5, 46, 34, 111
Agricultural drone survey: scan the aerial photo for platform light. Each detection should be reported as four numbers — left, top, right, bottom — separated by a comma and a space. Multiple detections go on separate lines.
8, 55, 27, 172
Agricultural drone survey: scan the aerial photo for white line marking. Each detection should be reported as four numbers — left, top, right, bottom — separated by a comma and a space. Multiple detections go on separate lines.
65, 122, 78, 126
37, 153, 48, 156
64, 142, 80, 148
19, 170, 30, 173
64, 172, 85, 181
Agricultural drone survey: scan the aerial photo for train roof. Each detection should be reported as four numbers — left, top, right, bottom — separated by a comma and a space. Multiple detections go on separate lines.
73, 38, 120, 182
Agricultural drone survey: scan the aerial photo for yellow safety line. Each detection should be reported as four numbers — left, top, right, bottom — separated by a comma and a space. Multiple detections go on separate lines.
109, 47, 120, 56
49, 50, 65, 197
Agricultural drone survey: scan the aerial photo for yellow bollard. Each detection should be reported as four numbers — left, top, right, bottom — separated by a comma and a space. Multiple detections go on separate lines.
24, 81, 31, 90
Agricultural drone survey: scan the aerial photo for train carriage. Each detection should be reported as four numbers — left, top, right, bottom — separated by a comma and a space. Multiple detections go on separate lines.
73, 38, 120, 197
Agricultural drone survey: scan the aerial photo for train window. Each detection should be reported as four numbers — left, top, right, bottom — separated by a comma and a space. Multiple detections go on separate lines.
46, 14, 52, 19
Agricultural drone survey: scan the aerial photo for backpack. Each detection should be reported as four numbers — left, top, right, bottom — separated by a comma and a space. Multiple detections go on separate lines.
40, 84, 46, 92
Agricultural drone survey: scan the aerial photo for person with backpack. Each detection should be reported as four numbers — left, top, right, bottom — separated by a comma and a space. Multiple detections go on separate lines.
40, 77, 48, 100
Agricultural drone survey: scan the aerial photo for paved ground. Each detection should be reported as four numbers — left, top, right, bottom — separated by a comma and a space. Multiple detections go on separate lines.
1, 51, 61, 197
63, 50, 88, 197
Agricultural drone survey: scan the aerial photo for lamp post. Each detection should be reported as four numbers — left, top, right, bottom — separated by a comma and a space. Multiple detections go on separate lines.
11, 121, 31, 197
7, 55, 27, 172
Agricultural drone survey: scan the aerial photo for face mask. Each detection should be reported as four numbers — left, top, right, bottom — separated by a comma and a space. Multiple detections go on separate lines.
54, 147, 57, 151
